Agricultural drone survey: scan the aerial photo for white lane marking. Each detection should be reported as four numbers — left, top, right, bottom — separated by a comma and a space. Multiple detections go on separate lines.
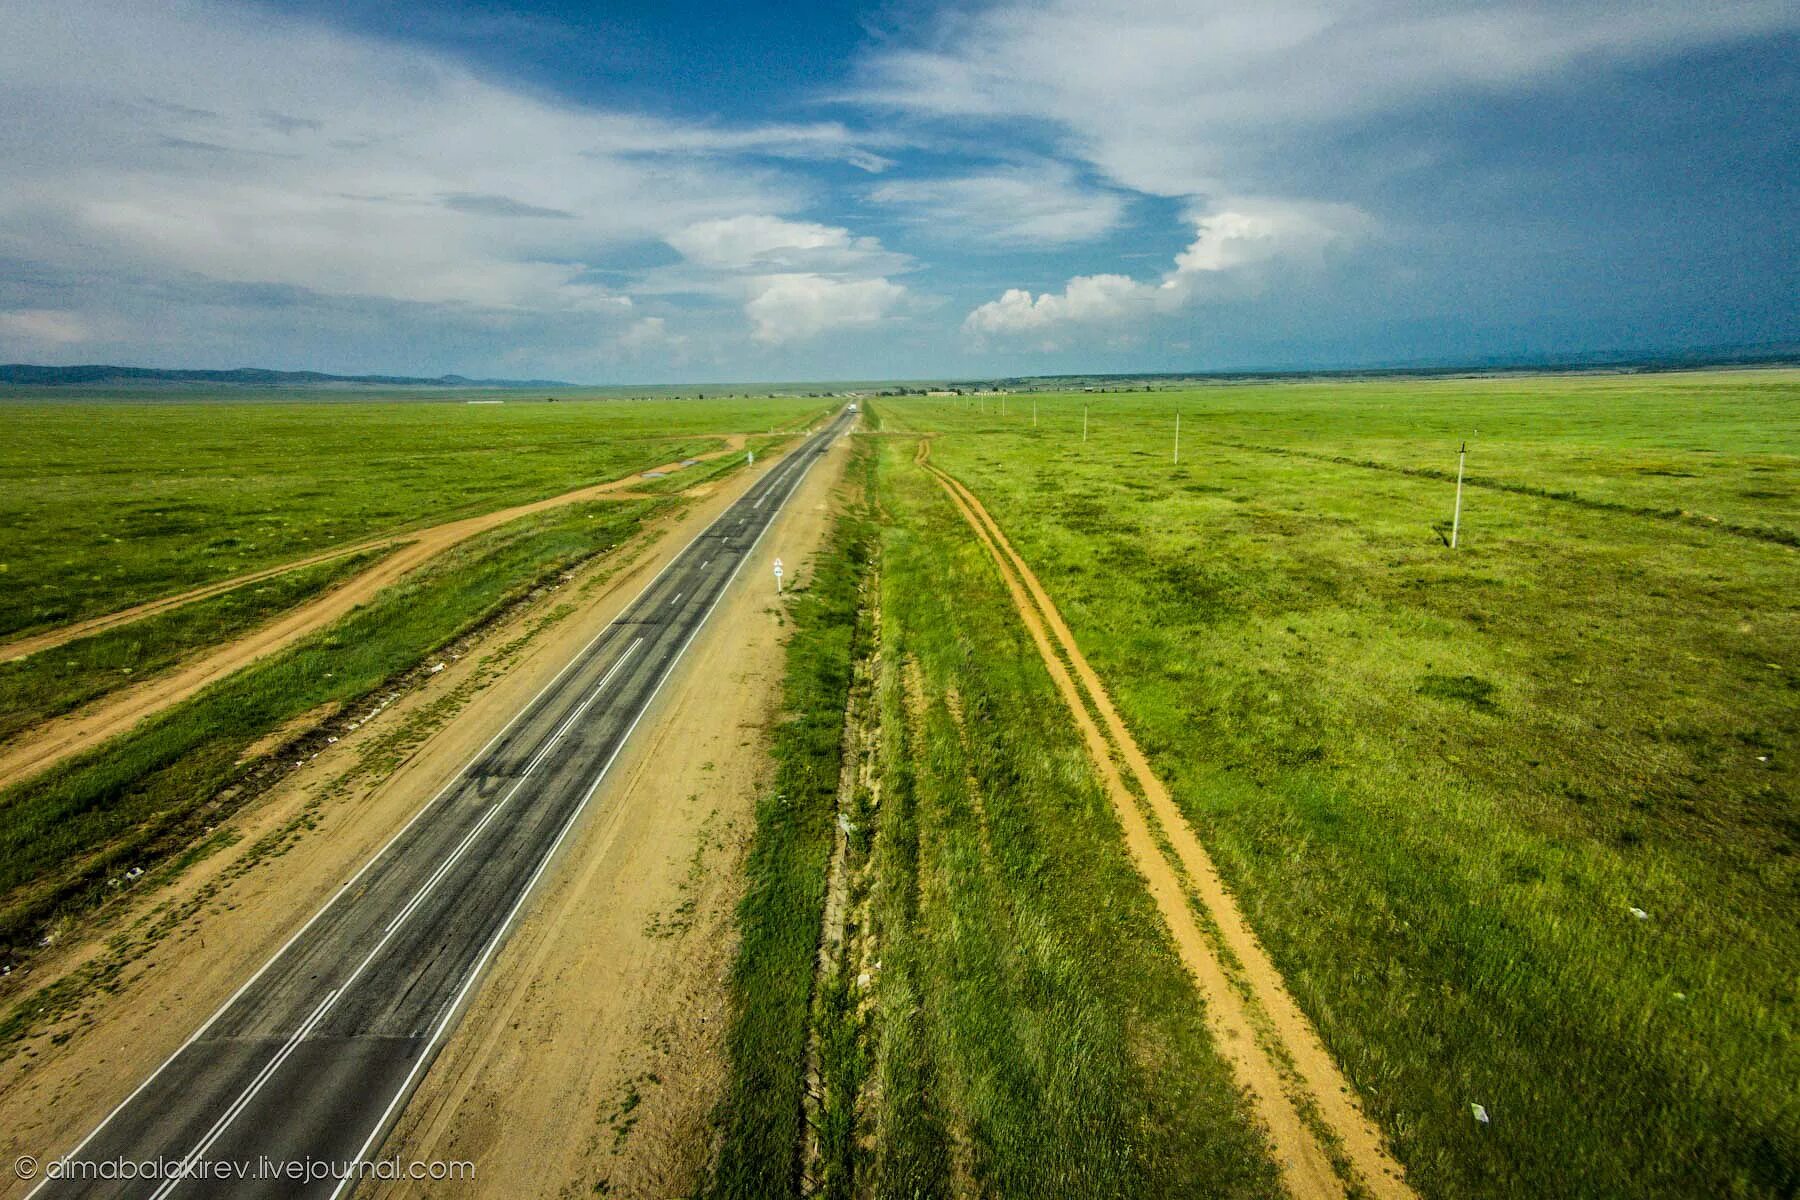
20, 435, 828, 1195
700, 559, 709, 570
149, 637, 647, 1195
329, 417, 848, 1200
381, 806, 505, 936
148, 989, 338, 1200
669, 593, 682, 606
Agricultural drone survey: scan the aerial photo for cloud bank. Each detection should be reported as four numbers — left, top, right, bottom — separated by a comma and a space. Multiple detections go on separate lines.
965, 201, 1369, 337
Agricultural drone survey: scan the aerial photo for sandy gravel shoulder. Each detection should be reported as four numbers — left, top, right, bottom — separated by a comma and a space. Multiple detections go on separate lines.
0, 435, 823, 1200
371, 429, 854, 1200
0, 437, 751, 792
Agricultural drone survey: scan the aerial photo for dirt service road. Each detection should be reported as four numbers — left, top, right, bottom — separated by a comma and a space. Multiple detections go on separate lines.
24, 412, 852, 1199
0, 437, 749, 792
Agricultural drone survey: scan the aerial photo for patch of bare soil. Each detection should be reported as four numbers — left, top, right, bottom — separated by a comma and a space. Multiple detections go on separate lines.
0, 436, 804, 1200
373, 432, 854, 1200
0, 438, 752, 792
917, 439, 1413, 1200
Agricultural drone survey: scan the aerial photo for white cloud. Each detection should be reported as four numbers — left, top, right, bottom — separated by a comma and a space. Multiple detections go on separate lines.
666, 214, 906, 275
665, 215, 912, 344
615, 316, 685, 354
867, 162, 1126, 247
0, 0, 895, 325
857, 0, 1797, 200
964, 200, 1367, 336
0, 309, 90, 346
746, 275, 907, 344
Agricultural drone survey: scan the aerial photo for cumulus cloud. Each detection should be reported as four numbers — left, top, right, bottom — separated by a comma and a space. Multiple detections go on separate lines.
745, 275, 907, 344
867, 162, 1126, 247
857, 0, 1797, 200
664, 214, 912, 344
0, 0, 891, 331
964, 200, 1367, 336
666, 214, 907, 275
0, 309, 90, 346
615, 316, 685, 354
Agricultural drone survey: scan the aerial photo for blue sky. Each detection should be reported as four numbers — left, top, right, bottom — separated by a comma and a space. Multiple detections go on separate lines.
0, 0, 1794, 382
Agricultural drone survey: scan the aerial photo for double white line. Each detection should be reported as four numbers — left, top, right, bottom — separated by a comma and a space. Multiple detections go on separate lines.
146, 639, 645, 1196
27, 411, 848, 1200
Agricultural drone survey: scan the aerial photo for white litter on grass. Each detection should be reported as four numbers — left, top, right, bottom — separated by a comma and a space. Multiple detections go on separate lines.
856, 972, 871, 989
1630, 907, 1649, 920
837, 813, 855, 836
431, 662, 447, 674
1471, 1103, 1490, 1125
326, 736, 337, 744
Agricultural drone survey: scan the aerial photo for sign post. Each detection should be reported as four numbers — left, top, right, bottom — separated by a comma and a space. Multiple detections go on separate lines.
1450, 442, 1467, 549
773, 557, 785, 593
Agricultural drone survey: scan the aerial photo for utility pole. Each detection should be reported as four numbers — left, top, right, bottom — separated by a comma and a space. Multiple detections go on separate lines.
1451, 442, 1467, 549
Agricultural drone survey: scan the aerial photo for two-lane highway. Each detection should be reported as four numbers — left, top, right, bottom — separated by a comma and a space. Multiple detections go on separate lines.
29, 409, 855, 1198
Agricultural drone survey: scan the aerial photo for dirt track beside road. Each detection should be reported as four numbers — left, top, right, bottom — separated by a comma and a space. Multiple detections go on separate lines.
0, 435, 807, 1198
918, 437, 1413, 1200
0, 437, 750, 792
376, 430, 854, 1199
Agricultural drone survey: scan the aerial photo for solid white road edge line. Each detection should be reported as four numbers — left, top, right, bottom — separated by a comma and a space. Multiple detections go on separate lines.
325, 418, 845, 1200
21, 428, 830, 1198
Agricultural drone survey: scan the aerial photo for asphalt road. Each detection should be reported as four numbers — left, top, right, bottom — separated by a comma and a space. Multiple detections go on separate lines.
29, 409, 854, 1199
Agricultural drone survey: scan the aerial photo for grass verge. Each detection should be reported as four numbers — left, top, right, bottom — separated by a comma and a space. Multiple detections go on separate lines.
706, 437, 875, 1199
0, 495, 672, 963
880, 375, 1798, 1198
0, 547, 389, 746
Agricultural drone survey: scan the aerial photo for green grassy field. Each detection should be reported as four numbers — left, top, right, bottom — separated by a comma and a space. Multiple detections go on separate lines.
0, 548, 388, 749
0, 390, 824, 983
869, 370, 1798, 1197
0, 493, 677, 968
0, 393, 828, 639
709, 436, 1281, 1199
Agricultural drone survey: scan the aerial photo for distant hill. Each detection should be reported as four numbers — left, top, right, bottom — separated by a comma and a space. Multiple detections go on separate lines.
0, 364, 570, 388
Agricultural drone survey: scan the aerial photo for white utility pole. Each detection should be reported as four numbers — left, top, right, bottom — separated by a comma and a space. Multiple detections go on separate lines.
1450, 442, 1467, 549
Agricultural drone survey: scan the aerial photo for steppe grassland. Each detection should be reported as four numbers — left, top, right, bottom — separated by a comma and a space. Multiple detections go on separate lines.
0, 392, 822, 983
0, 391, 828, 638
875, 370, 1798, 1198
709, 436, 1283, 1200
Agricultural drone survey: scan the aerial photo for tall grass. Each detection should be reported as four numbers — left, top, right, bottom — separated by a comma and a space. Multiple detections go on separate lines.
858, 436, 1282, 1199
882, 372, 1799, 1197
707, 439, 876, 1199
0, 547, 387, 745
0, 496, 670, 958
0, 394, 832, 638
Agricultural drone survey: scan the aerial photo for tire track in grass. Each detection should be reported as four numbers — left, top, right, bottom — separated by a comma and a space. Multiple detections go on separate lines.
915, 436, 1413, 1200
0, 437, 754, 791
